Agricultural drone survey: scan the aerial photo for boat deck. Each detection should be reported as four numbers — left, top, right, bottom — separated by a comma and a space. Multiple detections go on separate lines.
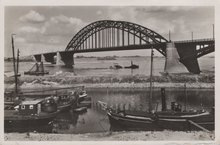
4, 110, 58, 120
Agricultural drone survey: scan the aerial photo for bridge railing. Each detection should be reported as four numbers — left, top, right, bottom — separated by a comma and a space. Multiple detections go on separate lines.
174, 38, 214, 43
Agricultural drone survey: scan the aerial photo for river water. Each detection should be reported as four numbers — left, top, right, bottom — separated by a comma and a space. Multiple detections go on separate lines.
5, 88, 214, 133
4, 56, 214, 76
4, 56, 215, 133
51, 88, 213, 134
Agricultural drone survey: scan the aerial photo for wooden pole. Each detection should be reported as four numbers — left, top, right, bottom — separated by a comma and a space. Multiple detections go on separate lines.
184, 83, 187, 111
149, 47, 154, 112
11, 34, 18, 94
169, 30, 171, 42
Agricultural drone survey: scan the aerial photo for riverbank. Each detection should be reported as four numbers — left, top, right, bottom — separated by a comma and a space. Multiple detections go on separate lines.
4, 72, 214, 90
4, 130, 214, 141
5, 82, 215, 92
5, 71, 214, 84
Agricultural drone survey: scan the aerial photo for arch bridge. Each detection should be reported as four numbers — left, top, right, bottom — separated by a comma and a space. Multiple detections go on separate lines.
34, 20, 215, 74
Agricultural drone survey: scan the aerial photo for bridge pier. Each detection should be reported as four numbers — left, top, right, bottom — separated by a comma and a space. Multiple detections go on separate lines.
55, 52, 64, 65
175, 43, 201, 74
164, 42, 188, 74
59, 51, 74, 67
43, 53, 56, 64
41, 54, 46, 62
33, 54, 41, 62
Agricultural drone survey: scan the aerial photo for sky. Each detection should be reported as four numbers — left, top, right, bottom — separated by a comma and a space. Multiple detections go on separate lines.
4, 6, 214, 57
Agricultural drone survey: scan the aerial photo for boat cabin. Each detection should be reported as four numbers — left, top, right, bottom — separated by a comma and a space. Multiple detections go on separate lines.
18, 99, 43, 115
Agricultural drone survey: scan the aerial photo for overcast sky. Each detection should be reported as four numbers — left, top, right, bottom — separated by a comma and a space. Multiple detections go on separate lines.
4, 6, 214, 57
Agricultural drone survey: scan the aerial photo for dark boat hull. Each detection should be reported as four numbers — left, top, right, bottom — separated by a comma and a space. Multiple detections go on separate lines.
4, 110, 58, 131
24, 71, 49, 76
124, 65, 139, 69
157, 111, 214, 131
107, 111, 161, 131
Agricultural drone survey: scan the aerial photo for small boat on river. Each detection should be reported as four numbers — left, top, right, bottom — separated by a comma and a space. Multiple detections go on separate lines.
24, 62, 49, 76
124, 61, 139, 69
109, 63, 123, 69
107, 109, 160, 131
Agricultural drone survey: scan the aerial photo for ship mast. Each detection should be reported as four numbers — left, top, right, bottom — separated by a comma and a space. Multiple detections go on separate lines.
11, 34, 18, 95
149, 47, 154, 112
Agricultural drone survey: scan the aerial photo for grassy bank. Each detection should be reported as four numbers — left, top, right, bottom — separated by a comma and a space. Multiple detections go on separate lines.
4, 72, 214, 85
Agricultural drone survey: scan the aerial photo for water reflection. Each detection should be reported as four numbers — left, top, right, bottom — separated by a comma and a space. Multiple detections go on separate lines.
5, 88, 214, 133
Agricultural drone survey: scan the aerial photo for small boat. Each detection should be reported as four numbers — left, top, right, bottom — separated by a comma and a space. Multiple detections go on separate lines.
5, 97, 59, 129
109, 63, 123, 69
124, 61, 139, 69
24, 62, 49, 76
107, 109, 160, 131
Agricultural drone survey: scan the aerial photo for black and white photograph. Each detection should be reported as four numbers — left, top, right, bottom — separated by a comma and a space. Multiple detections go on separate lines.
1, 1, 218, 143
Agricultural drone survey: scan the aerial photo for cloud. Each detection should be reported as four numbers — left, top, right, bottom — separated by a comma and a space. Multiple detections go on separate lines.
41, 15, 86, 36
106, 7, 137, 22
18, 26, 41, 33
19, 10, 45, 23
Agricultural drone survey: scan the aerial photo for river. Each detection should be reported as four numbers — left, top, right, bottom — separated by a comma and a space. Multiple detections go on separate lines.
4, 56, 215, 133
4, 56, 214, 76
5, 88, 214, 133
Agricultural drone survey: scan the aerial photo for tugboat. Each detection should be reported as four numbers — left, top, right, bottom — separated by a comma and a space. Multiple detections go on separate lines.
109, 63, 123, 69
124, 61, 139, 69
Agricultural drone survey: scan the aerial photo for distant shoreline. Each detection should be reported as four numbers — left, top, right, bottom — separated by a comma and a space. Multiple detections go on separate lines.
4, 55, 214, 62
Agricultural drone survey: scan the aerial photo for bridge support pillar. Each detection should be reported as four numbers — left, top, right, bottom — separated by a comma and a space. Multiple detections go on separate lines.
56, 52, 64, 65
33, 54, 41, 62
44, 53, 56, 64
41, 54, 46, 62
164, 42, 188, 74
176, 43, 201, 74
60, 52, 74, 67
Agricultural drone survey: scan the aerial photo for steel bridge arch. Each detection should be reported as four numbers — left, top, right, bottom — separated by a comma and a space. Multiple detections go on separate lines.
65, 20, 168, 55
